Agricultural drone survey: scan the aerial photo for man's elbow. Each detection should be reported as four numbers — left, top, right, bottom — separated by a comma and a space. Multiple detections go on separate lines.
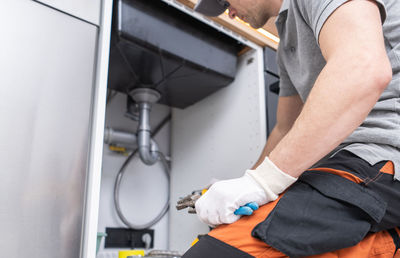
371, 61, 392, 91
358, 54, 392, 96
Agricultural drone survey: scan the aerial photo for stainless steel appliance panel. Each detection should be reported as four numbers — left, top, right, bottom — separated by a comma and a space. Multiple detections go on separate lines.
0, 1, 97, 257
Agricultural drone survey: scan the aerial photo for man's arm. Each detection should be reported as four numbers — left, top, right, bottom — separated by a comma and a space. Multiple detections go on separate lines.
252, 94, 303, 169
194, 0, 392, 227
269, 0, 392, 178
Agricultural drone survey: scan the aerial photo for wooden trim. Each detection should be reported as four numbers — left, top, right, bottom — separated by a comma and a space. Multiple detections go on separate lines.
237, 46, 252, 56
175, 0, 279, 49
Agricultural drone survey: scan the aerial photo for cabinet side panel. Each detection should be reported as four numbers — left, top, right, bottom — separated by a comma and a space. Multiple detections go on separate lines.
169, 49, 266, 252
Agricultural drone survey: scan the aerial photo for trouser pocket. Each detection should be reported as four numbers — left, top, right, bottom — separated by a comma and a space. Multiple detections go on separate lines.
251, 171, 387, 258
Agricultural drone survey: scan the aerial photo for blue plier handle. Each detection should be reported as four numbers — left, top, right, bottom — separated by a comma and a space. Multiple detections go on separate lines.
234, 202, 259, 216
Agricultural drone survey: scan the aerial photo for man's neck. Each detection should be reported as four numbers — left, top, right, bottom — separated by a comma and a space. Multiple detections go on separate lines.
267, 0, 284, 16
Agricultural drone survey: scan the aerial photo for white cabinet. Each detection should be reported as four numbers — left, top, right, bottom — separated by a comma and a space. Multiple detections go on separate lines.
0, 1, 98, 257
33, 0, 101, 25
169, 49, 267, 252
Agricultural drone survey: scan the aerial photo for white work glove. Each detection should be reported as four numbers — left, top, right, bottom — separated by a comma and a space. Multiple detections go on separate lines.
195, 157, 297, 227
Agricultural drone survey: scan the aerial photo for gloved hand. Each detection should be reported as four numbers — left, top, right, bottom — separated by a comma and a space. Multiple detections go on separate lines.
195, 157, 297, 227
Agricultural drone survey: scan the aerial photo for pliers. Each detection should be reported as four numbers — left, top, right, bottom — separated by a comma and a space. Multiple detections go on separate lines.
176, 189, 259, 216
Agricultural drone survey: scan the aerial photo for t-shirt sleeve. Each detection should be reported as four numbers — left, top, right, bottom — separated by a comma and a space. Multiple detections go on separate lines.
297, 0, 387, 44
277, 57, 299, 97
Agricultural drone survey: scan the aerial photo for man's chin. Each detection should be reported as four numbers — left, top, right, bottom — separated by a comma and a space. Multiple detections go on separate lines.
250, 24, 262, 29
248, 18, 269, 29
249, 22, 265, 29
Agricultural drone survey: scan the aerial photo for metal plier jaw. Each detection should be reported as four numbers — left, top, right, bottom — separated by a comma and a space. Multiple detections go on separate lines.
176, 189, 206, 214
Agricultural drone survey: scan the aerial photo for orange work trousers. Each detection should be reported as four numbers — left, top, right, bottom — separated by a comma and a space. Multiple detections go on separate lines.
209, 196, 400, 257
184, 151, 400, 258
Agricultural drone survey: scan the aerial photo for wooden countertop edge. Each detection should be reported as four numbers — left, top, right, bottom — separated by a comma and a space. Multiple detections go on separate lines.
211, 15, 278, 50
174, 0, 279, 50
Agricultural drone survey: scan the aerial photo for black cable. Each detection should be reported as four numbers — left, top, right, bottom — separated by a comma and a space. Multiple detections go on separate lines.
152, 113, 172, 137
265, 70, 279, 79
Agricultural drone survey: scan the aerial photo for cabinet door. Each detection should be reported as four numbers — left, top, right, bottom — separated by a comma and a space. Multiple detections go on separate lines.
0, 1, 97, 257
33, 0, 101, 25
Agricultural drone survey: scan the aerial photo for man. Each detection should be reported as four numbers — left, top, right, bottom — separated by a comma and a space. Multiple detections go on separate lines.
182, 0, 400, 257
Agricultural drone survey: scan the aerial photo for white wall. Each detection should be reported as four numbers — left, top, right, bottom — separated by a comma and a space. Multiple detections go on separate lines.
97, 93, 171, 257
169, 49, 266, 253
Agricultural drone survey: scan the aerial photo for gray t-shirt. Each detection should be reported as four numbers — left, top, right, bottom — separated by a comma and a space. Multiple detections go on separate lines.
276, 0, 400, 179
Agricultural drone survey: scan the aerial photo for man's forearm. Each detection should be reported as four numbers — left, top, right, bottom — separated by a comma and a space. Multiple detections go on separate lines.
252, 125, 288, 169
252, 95, 304, 170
